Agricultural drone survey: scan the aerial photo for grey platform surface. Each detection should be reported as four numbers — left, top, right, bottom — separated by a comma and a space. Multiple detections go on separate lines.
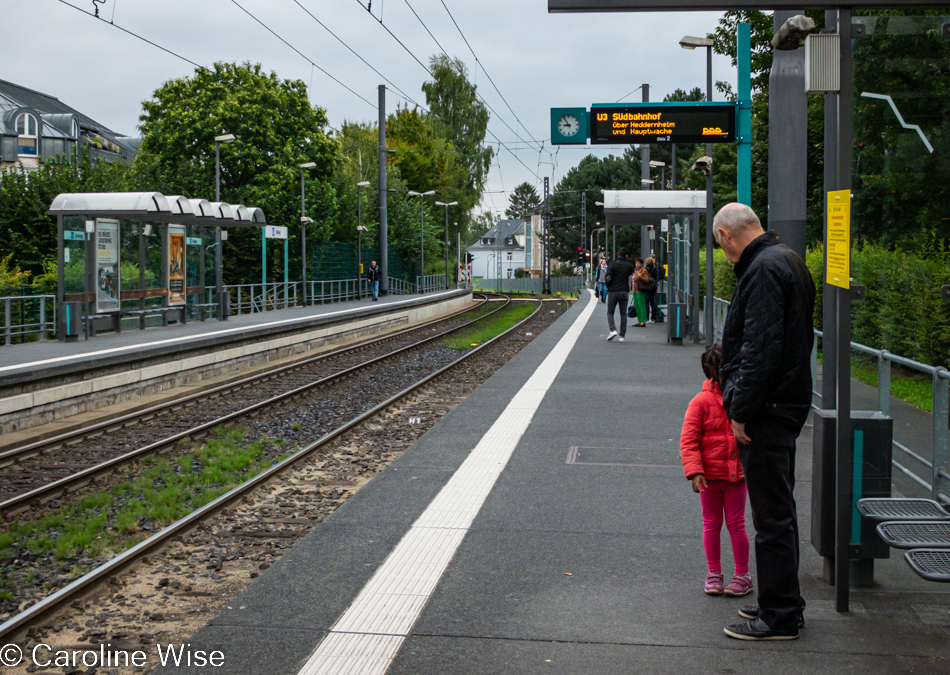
0, 290, 466, 384
168, 291, 950, 675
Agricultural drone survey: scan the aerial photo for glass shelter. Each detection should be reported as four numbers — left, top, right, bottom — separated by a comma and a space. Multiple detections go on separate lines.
49, 192, 269, 340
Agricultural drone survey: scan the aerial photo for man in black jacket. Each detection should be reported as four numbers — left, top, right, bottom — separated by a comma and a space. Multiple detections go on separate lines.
604, 249, 635, 342
715, 203, 815, 641
366, 261, 382, 301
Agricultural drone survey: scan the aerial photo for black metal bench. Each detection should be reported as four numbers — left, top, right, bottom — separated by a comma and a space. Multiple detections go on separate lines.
123, 306, 186, 329
190, 302, 218, 321
856, 498, 950, 583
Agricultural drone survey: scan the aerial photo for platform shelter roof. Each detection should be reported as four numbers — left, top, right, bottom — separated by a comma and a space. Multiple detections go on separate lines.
48, 192, 270, 227
600, 189, 706, 229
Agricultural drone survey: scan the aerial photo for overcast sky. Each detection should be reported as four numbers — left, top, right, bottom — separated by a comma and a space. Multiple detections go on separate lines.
10, 0, 738, 216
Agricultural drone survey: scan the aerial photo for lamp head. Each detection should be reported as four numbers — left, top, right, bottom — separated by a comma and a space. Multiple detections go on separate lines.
357, 181, 371, 187
300, 161, 317, 169
300, 216, 313, 224
679, 35, 714, 50
214, 133, 236, 143
649, 160, 666, 168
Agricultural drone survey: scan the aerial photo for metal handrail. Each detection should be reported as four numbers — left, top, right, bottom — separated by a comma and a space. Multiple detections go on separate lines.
0, 294, 56, 345
713, 296, 950, 500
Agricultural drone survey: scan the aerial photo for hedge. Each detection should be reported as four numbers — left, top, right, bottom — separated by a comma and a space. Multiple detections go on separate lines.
700, 243, 950, 369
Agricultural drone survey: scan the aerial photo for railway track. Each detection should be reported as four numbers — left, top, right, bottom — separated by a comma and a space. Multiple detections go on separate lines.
0, 293, 507, 516
0, 295, 568, 643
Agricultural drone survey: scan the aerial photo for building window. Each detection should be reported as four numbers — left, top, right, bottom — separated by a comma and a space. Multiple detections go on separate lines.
16, 113, 38, 156
507, 252, 512, 261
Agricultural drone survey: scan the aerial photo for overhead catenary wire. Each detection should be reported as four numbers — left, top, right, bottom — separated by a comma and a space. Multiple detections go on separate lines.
229, 0, 376, 109
438, 0, 547, 155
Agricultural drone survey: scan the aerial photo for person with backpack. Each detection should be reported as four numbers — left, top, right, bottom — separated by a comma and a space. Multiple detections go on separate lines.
604, 249, 634, 342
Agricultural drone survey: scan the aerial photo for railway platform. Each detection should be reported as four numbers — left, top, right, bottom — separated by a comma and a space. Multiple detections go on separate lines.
0, 289, 471, 444
163, 289, 950, 674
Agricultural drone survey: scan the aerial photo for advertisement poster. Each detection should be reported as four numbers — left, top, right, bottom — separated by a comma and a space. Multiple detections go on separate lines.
168, 225, 186, 305
95, 219, 120, 313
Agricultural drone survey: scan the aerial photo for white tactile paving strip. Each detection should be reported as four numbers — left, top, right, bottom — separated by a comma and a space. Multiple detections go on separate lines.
297, 292, 598, 675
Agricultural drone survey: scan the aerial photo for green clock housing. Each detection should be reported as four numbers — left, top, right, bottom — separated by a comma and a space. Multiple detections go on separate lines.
551, 107, 589, 145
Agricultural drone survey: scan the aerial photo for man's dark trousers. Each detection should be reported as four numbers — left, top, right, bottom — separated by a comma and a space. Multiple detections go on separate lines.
606, 291, 628, 337
738, 415, 805, 631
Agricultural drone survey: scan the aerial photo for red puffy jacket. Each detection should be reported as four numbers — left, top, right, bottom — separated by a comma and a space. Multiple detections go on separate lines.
680, 379, 743, 482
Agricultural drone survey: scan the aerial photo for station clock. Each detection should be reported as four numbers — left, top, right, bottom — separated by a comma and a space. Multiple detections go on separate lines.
550, 107, 589, 145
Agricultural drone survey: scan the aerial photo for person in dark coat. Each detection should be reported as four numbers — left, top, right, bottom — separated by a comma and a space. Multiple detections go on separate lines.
715, 203, 815, 641
645, 255, 661, 323
604, 249, 635, 342
366, 260, 382, 301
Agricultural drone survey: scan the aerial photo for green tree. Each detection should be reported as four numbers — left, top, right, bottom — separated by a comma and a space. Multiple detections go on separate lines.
421, 55, 494, 217
134, 61, 339, 284
0, 154, 131, 275
505, 182, 541, 219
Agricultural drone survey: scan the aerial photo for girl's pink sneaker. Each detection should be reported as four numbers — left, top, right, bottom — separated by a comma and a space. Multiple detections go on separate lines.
725, 574, 754, 597
704, 571, 724, 595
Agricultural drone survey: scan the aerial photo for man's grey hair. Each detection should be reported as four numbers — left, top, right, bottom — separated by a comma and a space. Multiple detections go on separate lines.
712, 203, 761, 236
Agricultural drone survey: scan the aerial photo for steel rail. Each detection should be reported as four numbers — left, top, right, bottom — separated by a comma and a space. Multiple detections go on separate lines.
0, 295, 490, 465
0, 295, 547, 640
0, 295, 510, 516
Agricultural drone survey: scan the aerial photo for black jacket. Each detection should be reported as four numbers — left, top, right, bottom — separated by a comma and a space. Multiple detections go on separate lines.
366, 265, 382, 282
604, 257, 634, 293
720, 232, 815, 427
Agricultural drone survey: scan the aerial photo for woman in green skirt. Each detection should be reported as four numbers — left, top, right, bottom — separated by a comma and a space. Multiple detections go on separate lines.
632, 257, 650, 327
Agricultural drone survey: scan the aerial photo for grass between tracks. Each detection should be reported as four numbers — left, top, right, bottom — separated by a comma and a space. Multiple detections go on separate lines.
0, 427, 288, 598
443, 301, 538, 350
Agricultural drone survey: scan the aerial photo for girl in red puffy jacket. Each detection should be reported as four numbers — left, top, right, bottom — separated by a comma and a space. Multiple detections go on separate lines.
680, 344, 752, 597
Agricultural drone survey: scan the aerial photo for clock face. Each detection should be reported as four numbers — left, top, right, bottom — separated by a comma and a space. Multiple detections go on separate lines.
558, 114, 580, 137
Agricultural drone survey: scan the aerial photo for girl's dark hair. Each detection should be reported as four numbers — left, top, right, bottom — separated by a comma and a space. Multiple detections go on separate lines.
701, 343, 723, 384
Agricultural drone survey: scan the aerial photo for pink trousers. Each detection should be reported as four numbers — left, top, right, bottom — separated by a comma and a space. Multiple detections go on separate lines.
699, 479, 750, 575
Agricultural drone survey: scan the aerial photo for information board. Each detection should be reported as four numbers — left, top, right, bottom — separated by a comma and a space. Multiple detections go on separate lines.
95, 219, 120, 314
168, 225, 186, 305
590, 103, 736, 144
826, 190, 851, 289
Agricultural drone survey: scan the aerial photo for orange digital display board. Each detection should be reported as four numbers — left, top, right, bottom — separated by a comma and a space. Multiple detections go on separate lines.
589, 104, 736, 145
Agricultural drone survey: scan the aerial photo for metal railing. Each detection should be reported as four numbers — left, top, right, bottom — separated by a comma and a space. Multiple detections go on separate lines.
476, 275, 584, 294
712, 296, 950, 502
387, 277, 416, 296
227, 282, 298, 315
416, 274, 447, 294
1, 294, 56, 345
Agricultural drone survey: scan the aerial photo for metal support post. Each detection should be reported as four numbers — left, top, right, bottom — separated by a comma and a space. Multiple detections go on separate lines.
378, 85, 389, 295
834, 8, 853, 613
543, 177, 551, 294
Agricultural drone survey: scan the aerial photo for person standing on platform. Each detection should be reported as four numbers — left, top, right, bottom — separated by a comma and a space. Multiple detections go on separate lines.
366, 260, 382, 301
680, 343, 752, 598
631, 257, 650, 328
644, 255, 660, 323
714, 202, 815, 641
596, 258, 608, 303
604, 249, 634, 342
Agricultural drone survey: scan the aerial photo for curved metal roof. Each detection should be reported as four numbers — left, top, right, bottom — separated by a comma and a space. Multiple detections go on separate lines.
48, 192, 268, 226
49, 192, 170, 215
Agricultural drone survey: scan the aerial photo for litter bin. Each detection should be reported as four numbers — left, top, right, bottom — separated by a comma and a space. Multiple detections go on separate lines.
667, 303, 688, 344
812, 409, 893, 585
59, 301, 81, 342
655, 292, 666, 323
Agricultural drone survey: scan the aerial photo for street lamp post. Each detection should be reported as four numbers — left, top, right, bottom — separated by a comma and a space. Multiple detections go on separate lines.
650, 160, 667, 190
681, 34, 715, 347
435, 200, 457, 290
589, 227, 605, 286
214, 133, 235, 321
356, 180, 370, 298
408, 190, 435, 292
300, 162, 317, 306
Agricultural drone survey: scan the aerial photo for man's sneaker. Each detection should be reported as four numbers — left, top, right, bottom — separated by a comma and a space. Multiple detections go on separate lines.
618, 337, 625, 342
704, 571, 724, 595
724, 574, 753, 597
738, 605, 805, 628
607, 331, 617, 341
648, 319, 655, 324
724, 618, 799, 641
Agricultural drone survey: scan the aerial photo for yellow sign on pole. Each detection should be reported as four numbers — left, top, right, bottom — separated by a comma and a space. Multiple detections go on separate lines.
826, 190, 851, 289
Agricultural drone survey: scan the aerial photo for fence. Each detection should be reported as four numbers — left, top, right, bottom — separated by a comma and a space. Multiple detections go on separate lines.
712, 296, 950, 503
475, 275, 584, 295
416, 274, 448, 294
0, 294, 56, 345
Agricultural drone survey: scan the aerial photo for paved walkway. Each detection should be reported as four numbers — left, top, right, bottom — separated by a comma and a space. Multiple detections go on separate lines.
168, 290, 950, 675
